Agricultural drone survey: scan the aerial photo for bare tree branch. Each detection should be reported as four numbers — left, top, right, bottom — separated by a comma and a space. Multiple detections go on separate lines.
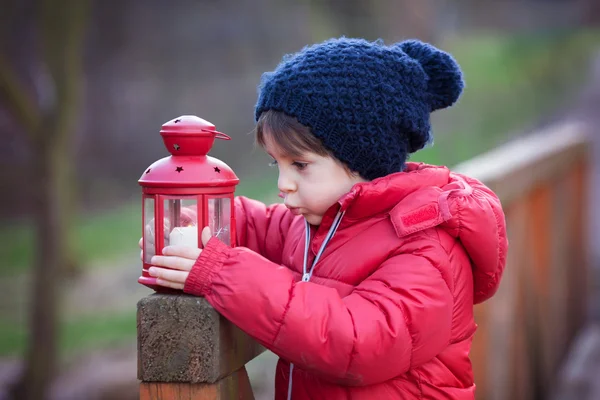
0, 57, 41, 142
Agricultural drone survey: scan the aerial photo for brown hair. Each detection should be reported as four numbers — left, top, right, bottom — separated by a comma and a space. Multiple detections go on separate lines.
254, 110, 361, 177
254, 110, 332, 158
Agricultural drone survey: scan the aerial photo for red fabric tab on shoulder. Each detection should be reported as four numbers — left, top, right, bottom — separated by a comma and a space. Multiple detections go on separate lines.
401, 204, 438, 227
390, 203, 444, 238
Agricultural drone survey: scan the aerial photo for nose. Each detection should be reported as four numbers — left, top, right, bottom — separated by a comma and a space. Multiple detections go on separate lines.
278, 170, 296, 194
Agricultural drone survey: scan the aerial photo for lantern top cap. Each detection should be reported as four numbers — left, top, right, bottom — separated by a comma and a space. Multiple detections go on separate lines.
161, 115, 230, 137
140, 114, 239, 187
160, 115, 231, 156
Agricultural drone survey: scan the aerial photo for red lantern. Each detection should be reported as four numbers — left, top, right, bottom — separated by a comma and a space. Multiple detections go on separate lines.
138, 115, 239, 290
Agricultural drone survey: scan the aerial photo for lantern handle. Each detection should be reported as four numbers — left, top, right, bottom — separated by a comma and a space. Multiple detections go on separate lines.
213, 131, 231, 140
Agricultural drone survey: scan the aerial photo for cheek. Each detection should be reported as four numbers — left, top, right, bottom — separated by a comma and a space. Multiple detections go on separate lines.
304, 182, 341, 210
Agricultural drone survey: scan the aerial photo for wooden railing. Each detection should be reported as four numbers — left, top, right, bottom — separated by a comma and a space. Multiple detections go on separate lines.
455, 121, 592, 400
137, 121, 592, 400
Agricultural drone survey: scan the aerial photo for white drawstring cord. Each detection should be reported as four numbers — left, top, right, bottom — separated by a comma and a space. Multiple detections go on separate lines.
287, 210, 345, 400
287, 363, 294, 400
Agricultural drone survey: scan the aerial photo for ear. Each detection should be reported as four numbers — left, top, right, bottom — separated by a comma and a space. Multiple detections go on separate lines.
201, 226, 212, 248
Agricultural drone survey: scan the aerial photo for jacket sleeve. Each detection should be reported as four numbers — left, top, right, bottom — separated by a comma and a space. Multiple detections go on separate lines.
184, 237, 453, 386
234, 196, 297, 264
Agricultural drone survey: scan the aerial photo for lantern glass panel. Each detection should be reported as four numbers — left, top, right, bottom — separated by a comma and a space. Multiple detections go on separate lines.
143, 196, 155, 264
164, 197, 199, 248
208, 197, 231, 245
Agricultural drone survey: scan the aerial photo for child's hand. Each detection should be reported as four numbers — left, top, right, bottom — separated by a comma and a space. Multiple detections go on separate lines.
139, 207, 199, 261
142, 207, 199, 246
147, 226, 212, 290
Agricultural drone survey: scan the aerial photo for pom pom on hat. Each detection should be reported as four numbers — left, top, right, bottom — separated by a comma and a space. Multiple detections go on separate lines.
255, 37, 464, 180
397, 40, 464, 112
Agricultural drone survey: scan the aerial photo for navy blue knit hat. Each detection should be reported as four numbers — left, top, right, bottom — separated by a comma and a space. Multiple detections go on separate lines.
255, 38, 464, 180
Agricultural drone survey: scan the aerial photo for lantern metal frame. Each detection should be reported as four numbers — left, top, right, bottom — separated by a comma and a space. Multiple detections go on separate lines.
138, 116, 239, 290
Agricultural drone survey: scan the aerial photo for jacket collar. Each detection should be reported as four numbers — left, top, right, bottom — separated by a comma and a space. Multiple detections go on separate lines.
337, 163, 452, 220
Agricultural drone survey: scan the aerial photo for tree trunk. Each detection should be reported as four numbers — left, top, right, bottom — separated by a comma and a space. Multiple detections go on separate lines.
10, 127, 67, 399
39, 0, 86, 280
7, 0, 88, 398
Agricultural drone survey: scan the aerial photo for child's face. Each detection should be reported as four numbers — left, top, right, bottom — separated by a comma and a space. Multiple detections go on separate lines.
263, 132, 366, 226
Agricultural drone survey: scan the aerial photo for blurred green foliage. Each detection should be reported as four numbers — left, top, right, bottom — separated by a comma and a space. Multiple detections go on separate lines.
414, 29, 600, 166
0, 203, 141, 277
0, 312, 136, 357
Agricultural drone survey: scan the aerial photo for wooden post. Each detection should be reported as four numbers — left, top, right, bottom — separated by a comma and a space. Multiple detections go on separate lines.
137, 294, 265, 400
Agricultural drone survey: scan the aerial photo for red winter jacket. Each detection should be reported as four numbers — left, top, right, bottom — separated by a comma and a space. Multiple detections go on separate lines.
184, 163, 508, 399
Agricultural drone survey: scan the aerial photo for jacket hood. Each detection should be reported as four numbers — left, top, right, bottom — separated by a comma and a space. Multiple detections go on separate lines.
339, 162, 508, 304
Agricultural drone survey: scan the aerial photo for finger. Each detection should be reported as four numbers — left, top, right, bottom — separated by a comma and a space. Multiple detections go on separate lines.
201, 227, 212, 247
149, 267, 188, 285
181, 208, 198, 226
145, 225, 155, 246
164, 223, 170, 238
151, 255, 195, 271
163, 245, 202, 260
155, 277, 184, 290
139, 237, 143, 249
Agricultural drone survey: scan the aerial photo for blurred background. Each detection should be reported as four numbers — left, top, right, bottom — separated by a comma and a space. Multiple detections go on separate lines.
1, 0, 599, 399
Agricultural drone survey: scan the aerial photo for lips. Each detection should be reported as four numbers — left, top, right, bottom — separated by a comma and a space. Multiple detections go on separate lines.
285, 205, 302, 216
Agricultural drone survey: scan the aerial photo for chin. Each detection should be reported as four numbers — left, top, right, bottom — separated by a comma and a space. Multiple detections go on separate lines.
304, 215, 323, 226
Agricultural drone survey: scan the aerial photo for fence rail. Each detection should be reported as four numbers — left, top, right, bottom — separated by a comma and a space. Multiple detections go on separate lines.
455, 121, 592, 400
137, 121, 593, 400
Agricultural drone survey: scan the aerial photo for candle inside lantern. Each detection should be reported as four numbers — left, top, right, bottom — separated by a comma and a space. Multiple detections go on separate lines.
169, 226, 199, 248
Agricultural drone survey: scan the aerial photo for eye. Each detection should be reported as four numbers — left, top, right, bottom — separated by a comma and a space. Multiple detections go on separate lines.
293, 161, 308, 170
268, 160, 278, 167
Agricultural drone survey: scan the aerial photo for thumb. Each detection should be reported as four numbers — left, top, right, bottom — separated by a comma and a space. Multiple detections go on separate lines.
201, 226, 212, 248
